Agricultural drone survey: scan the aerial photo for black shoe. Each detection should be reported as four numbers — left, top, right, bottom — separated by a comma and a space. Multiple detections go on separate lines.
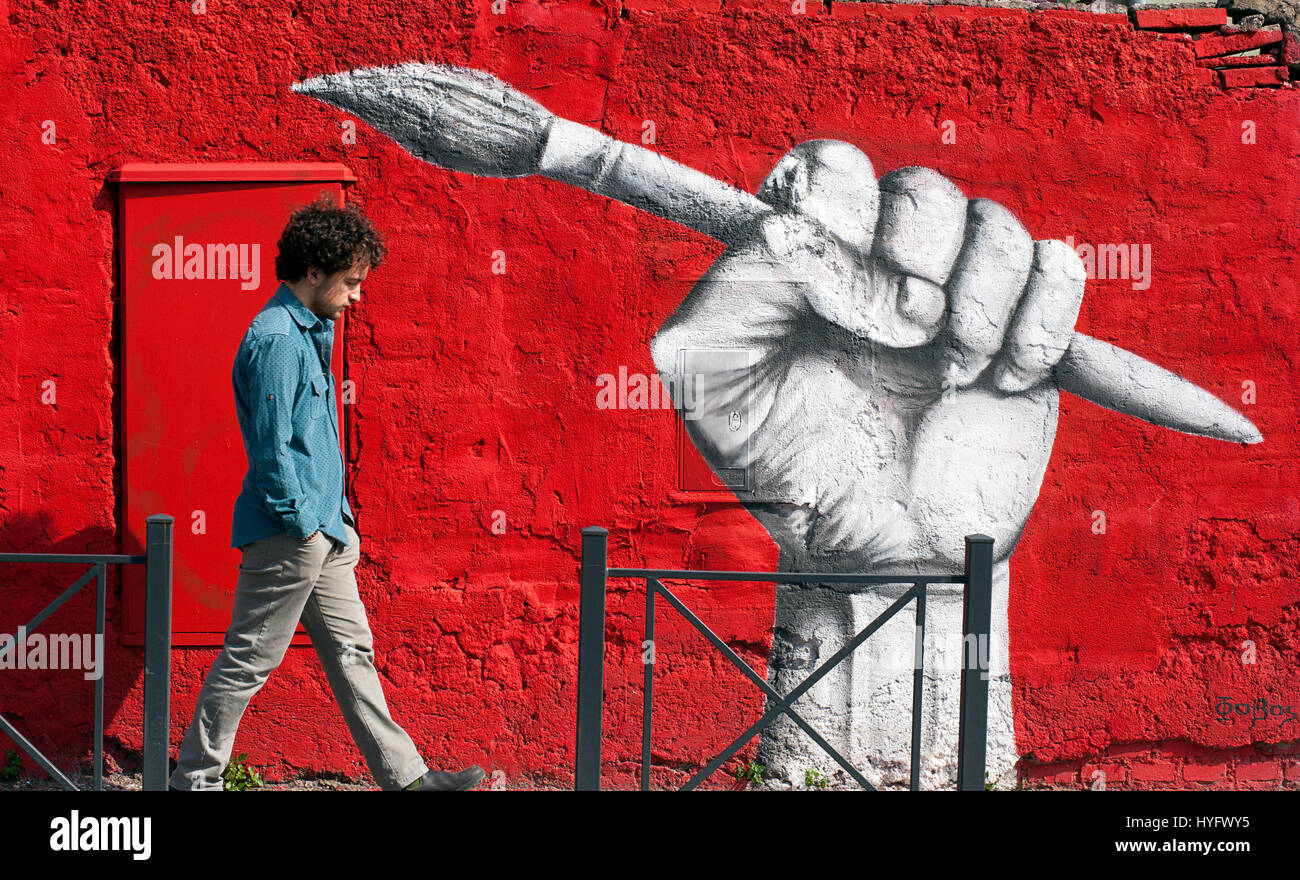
409, 766, 485, 791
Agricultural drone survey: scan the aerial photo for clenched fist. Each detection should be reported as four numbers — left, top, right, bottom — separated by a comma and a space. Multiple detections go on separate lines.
652, 141, 1086, 571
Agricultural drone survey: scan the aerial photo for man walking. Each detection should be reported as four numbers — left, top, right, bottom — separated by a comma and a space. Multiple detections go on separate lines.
169, 194, 485, 792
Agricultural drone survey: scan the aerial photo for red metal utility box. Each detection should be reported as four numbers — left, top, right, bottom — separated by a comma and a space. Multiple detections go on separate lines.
111, 163, 354, 646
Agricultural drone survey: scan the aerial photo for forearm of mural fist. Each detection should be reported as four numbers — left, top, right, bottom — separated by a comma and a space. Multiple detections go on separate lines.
537, 118, 774, 246
244, 335, 309, 537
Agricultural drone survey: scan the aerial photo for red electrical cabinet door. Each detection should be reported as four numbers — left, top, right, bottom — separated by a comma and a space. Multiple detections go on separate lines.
112, 163, 355, 646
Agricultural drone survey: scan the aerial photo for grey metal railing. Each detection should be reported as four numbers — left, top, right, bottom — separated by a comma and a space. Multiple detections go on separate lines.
575, 526, 993, 791
0, 514, 173, 791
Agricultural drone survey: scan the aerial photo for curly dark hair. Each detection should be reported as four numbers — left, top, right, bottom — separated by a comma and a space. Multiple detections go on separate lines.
274, 192, 388, 282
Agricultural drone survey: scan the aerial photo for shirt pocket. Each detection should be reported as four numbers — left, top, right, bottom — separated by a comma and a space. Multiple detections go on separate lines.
309, 373, 328, 420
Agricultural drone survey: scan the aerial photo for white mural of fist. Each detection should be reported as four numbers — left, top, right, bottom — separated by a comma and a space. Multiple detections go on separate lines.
650, 142, 1089, 787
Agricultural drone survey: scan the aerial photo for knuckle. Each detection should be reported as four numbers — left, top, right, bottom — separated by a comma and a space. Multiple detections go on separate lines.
946, 202, 1033, 357
1034, 239, 1087, 285
966, 197, 1026, 238
896, 276, 946, 329
873, 166, 967, 285
757, 140, 880, 253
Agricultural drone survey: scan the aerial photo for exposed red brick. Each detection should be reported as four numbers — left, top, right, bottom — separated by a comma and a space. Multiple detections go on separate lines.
623, 0, 723, 10
829, 1, 865, 19
1048, 9, 1129, 25
1074, 762, 1124, 786
929, 4, 1026, 21
1199, 51, 1282, 68
1236, 761, 1282, 782
1107, 743, 1156, 760
1220, 66, 1289, 87
1195, 29, 1284, 58
1130, 762, 1178, 782
1184, 762, 1228, 782
1284, 34, 1300, 65
1193, 66, 1219, 85
840, 3, 921, 21
1135, 8, 1227, 30
1200, 779, 1241, 791
1159, 741, 1217, 759
753, 0, 826, 14
1099, 764, 1128, 783
1019, 762, 1059, 781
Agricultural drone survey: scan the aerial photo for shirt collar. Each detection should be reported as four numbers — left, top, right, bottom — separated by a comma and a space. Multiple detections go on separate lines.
274, 282, 330, 331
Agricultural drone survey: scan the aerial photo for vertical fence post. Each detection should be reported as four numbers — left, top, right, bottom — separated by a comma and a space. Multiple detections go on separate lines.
94, 563, 106, 791
957, 534, 993, 791
142, 514, 174, 792
575, 527, 609, 791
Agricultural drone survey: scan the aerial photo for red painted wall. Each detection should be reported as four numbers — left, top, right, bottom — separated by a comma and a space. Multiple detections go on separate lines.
1, 0, 1296, 788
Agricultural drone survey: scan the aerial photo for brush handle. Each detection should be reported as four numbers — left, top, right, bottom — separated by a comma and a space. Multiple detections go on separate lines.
1055, 333, 1261, 444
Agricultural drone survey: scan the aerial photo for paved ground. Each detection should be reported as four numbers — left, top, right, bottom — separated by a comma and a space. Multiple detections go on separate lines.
0, 770, 562, 791
0, 761, 918, 790
0, 770, 840, 790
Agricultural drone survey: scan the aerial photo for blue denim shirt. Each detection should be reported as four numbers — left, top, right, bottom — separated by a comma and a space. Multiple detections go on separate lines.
230, 282, 354, 549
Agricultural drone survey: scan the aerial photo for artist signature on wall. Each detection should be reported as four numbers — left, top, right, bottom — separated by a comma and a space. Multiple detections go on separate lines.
1214, 696, 1300, 729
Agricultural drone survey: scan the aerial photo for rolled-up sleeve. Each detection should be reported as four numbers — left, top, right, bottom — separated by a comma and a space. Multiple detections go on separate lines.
244, 333, 309, 538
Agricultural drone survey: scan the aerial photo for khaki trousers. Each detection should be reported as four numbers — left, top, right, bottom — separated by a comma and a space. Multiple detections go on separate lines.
169, 523, 429, 790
